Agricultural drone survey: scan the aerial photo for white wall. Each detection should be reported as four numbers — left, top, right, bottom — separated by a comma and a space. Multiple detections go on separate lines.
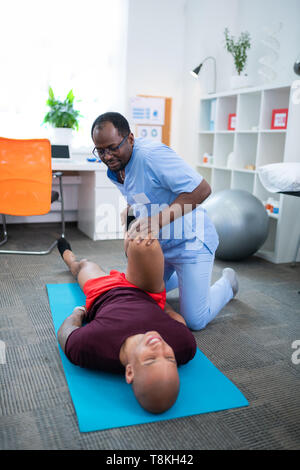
178, 0, 240, 165
125, 0, 300, 165
125, 0, 186, 152
179, 0, 300, 166
237, 0, 300, 87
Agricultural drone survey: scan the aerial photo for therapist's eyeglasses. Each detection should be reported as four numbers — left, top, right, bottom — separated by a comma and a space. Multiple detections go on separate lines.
92, 134, 129, 160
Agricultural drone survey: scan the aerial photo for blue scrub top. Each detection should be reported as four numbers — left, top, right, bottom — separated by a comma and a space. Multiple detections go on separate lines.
107, 138, 219, 263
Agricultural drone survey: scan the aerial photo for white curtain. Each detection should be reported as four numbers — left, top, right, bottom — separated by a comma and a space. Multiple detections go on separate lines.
0, 0, 129, 148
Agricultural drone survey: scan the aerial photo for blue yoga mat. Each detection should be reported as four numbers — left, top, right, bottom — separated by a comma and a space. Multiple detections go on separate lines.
47, 282, 248, 432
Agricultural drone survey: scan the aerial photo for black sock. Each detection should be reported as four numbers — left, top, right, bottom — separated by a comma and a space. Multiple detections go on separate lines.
127, 214, 136, 230
57, 237, 72, 258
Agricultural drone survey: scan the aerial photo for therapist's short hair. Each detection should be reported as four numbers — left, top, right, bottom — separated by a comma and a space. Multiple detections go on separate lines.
91, 112, 130, 138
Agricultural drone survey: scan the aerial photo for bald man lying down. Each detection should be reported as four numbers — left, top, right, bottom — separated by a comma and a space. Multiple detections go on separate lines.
57, 233, 196, 414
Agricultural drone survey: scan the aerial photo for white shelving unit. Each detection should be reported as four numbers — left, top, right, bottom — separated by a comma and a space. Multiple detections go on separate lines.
197, 83, 300, 264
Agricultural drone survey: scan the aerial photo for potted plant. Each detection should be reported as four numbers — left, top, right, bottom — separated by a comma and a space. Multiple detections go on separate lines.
224, 28, 251, 89
43, 87, 81, 145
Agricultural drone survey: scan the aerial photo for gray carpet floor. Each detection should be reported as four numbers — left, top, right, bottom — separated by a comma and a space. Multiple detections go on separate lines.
0, 222, 299, 450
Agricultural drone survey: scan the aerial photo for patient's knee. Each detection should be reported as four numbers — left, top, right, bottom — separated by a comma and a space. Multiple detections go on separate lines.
129, 237, 160, 256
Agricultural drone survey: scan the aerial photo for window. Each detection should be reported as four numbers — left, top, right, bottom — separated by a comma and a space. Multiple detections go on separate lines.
0, 0, 129, 148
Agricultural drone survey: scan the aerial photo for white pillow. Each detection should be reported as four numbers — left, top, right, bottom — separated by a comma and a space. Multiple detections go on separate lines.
258, 163, 300, 193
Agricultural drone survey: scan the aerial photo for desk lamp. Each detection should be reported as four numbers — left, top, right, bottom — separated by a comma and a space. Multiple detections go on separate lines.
190, 56, 216, 94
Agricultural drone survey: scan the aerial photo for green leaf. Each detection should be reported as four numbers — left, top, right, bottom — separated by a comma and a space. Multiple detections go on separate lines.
66, 89, 74, 104
48, 87, 55, 100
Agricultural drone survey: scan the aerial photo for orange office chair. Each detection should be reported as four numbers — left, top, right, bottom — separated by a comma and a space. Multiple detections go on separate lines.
0, 137, 65, 255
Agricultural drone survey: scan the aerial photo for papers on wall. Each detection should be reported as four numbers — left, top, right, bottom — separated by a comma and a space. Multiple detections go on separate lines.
136, 125, 162, 142
130, 96, 165, 125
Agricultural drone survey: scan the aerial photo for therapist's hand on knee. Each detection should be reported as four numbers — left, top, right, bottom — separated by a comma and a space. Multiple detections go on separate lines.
127, 215, 160, 245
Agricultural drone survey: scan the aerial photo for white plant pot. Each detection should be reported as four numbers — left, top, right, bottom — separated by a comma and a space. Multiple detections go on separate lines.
230, 74, 250, 89
50, 127, 73, 146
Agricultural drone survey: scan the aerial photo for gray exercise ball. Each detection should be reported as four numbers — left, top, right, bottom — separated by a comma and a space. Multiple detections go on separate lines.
202, 189, 269, 261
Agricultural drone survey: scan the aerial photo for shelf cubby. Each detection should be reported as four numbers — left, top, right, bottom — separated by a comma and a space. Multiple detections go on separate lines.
212, 168, 232, 193
237, 91, 261, 131
256, 132, 286, 167
198, 133, 214, 163
198, 98, 216, 131
234, 133, 258, 170
215, 95, 237, 131
213, 133, 235, 167
260, 86, 290, 130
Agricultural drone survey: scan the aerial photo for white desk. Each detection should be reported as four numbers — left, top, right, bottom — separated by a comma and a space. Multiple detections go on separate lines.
51, 158, 105, 172
51, 156, 127, 240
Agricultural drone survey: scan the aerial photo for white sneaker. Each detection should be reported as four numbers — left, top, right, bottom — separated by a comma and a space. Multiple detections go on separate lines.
222, 268, 239, 297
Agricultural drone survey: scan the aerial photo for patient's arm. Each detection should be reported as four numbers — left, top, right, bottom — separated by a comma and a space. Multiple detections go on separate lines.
57, 306, 87, 353
164, 301, 186, 325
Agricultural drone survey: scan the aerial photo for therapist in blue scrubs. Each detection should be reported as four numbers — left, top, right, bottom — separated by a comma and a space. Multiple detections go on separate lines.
91, 112, 238, 331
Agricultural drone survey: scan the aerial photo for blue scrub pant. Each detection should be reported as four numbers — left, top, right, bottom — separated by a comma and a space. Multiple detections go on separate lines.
164, 250, 233, 331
